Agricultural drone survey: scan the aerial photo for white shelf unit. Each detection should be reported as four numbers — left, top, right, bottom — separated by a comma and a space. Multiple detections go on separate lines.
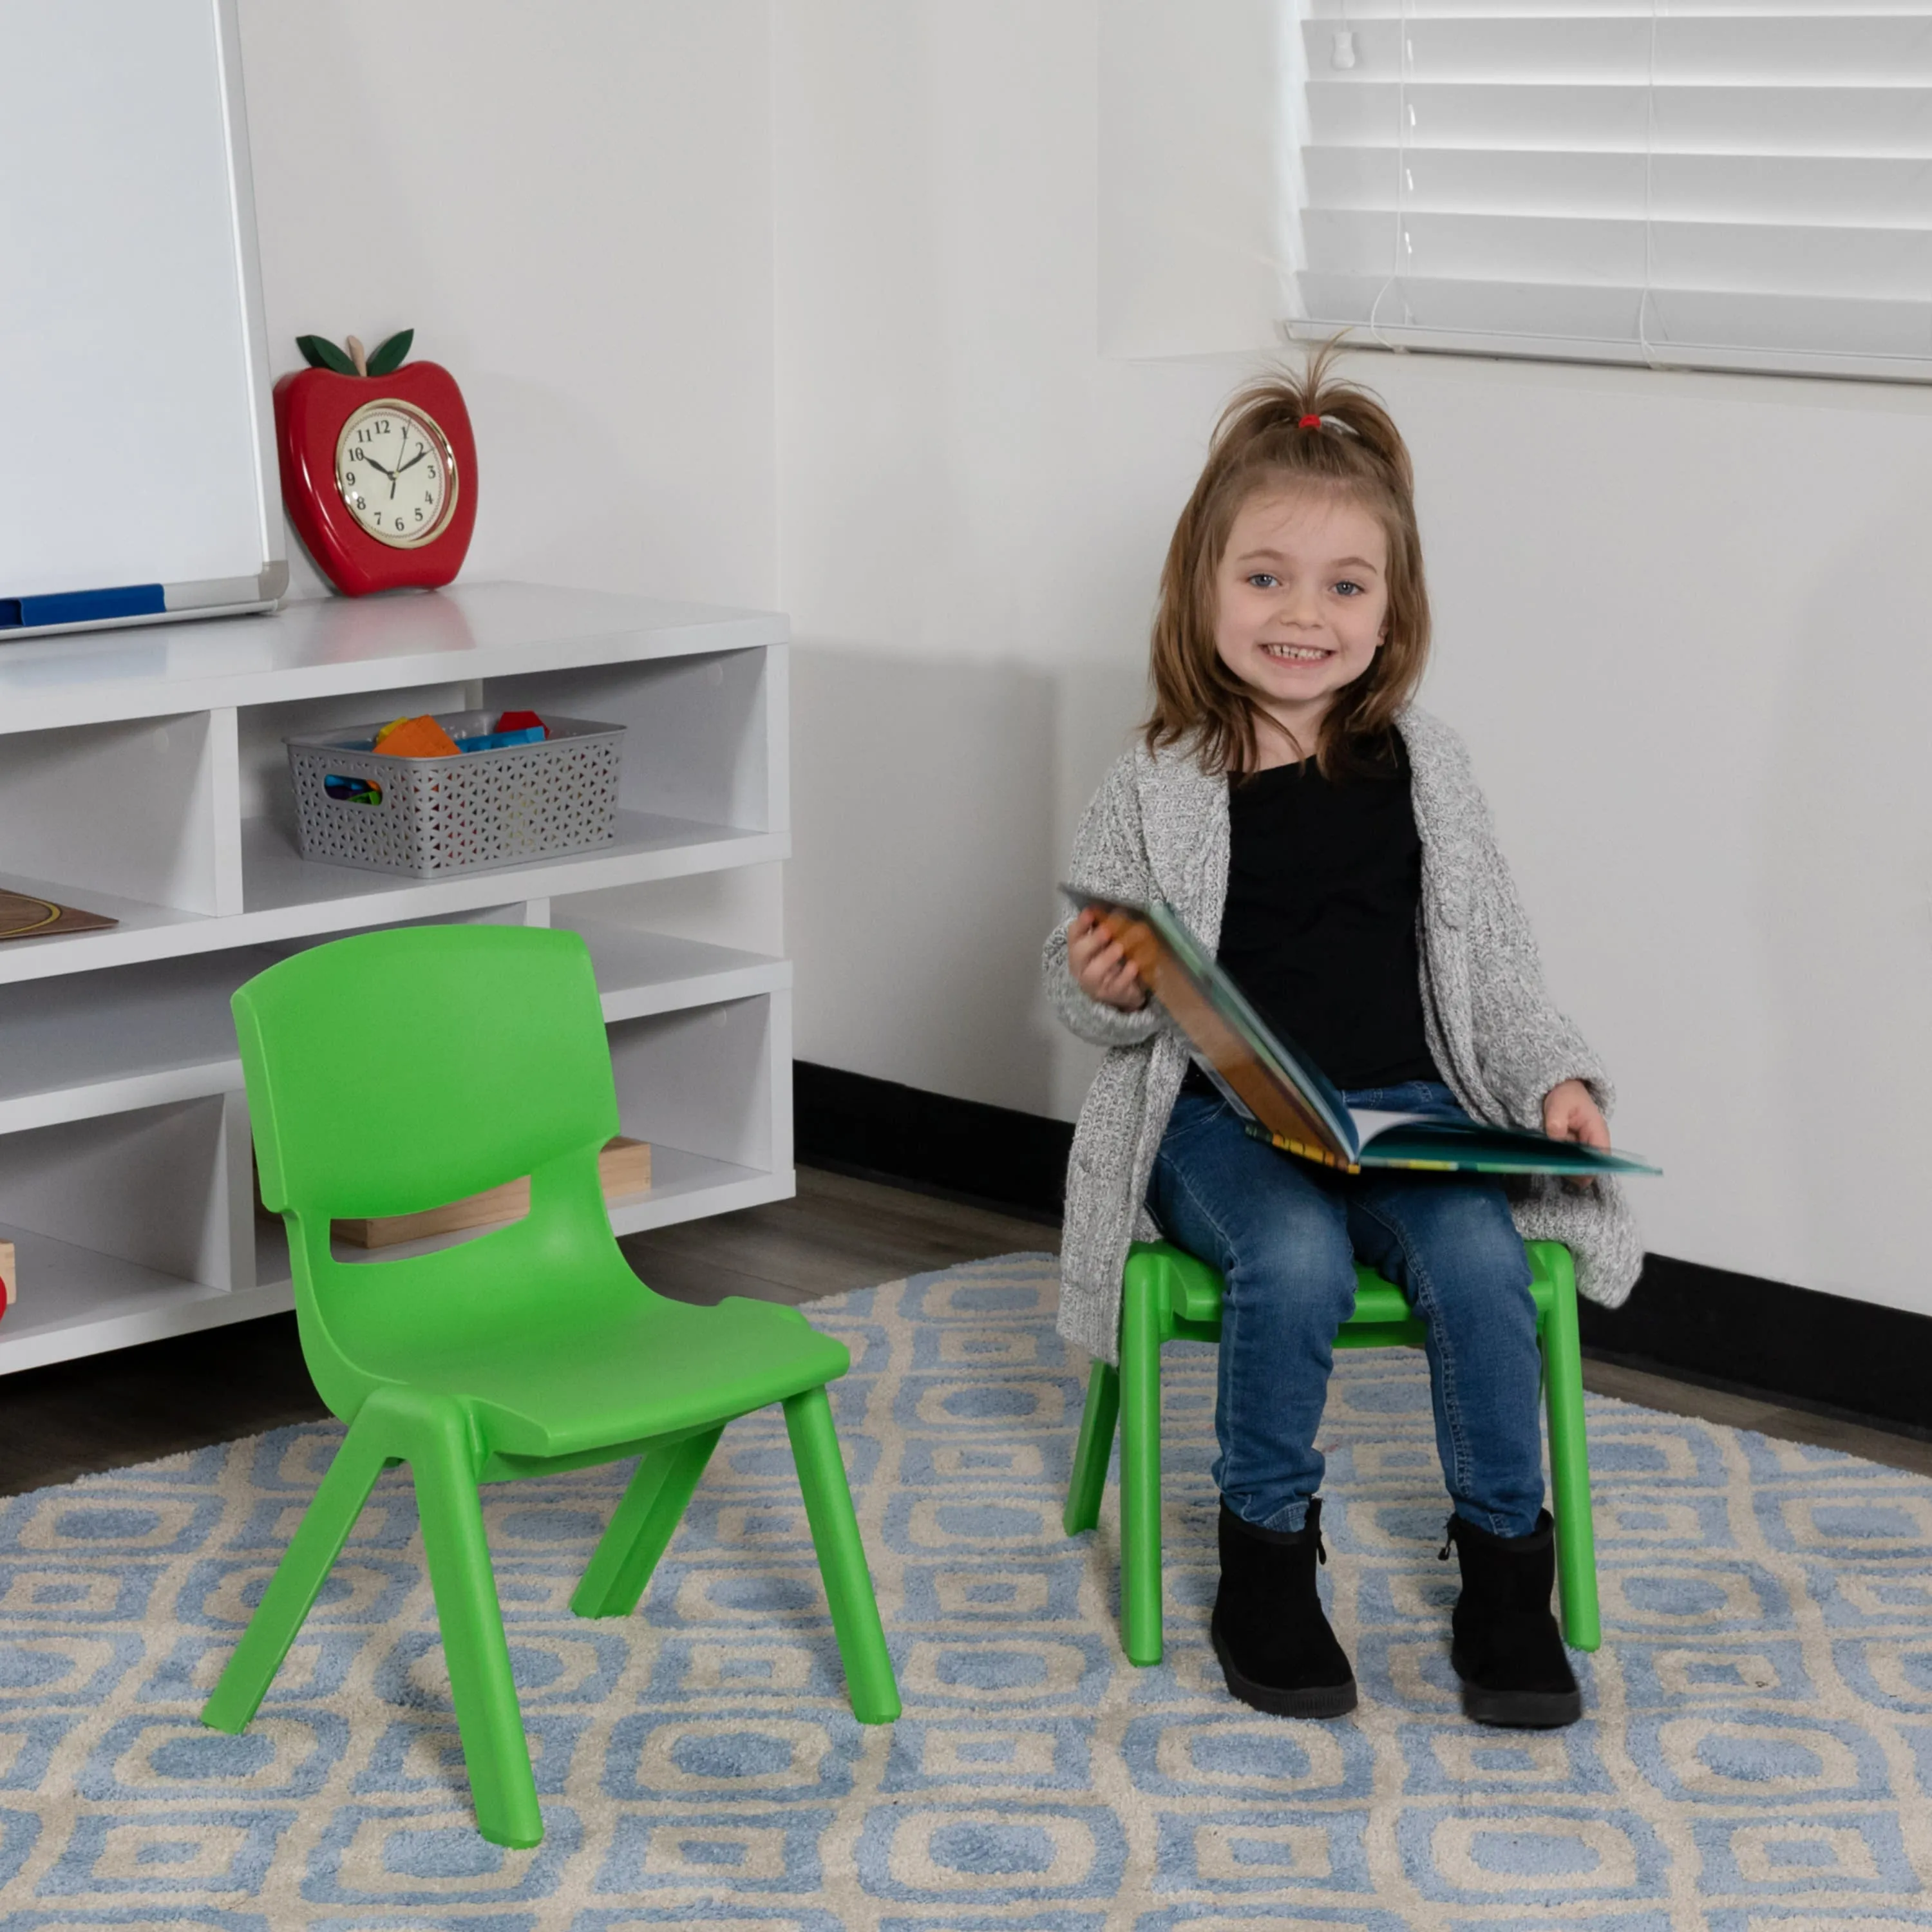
0, 583, 793, 1376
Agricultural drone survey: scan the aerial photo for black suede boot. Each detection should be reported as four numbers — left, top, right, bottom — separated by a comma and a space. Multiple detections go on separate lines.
1211, 1497, 1357, 1719
1442, 1509, 1583, 1728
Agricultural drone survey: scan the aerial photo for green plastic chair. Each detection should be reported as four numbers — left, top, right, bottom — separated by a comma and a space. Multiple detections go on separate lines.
202, 925, 898, 1848
1063, 1238, 1599, 1667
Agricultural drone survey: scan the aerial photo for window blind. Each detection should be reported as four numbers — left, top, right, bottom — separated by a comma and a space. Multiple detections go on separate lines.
1288, 1, 1932, 382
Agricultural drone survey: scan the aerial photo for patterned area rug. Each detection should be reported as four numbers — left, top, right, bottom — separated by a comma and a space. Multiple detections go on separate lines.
0, 1252, 1930, 1929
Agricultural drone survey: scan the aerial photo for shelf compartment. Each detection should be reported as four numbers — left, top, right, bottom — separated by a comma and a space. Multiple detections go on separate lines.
0, 866, 216, 989
0, 948, 279, 1135
604, 1145, 791, 1236
0, 1222, 293, 1376
0, 1097, 252, 1295
607, 992, 787, 1179
485, 645, 783, 840
573, 923, 790, 1021
0, 709, 240, 918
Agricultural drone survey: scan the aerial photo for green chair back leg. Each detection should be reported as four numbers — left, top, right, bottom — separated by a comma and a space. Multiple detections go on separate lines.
1063, 1238, 1599, 1669
201, 925, 898, 1848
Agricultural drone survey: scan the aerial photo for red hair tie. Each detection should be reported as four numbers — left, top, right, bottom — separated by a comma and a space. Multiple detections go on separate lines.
1298, 414, 1323, 430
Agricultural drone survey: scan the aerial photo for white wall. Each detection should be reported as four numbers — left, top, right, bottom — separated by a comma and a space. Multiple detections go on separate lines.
775, 0, 1932, 1316
235, 0, 783, 956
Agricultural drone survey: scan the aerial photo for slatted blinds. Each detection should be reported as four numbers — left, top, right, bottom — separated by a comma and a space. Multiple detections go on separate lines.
1287, 3, 1932, 381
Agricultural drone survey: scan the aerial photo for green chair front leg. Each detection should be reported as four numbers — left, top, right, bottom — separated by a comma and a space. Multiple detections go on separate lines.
404, 1396, 544, 1851
1533, 1242, 1601, 1652
785, 1385, 900, 1724
202, 1413, 393, 1735
1117, 1255, 1166, 1666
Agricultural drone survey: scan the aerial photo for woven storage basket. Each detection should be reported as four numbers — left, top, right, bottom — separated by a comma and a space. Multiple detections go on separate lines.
285, 710, 625, 877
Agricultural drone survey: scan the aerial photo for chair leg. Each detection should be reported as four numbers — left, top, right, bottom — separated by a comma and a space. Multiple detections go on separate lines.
1539, 1249, 1601, 1653
1063, 1359, 1119, 1535
409, 1407, 544, 1850
1119, 1265, 1164, 1667
571, 1428, 723, 1620
202, 1416, 392, 1735
784, 1385, 900, 1724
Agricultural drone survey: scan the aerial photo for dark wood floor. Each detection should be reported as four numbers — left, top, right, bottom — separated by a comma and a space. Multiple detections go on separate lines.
0, 1169, 1052, 1497
0, 1167, 1924, 1495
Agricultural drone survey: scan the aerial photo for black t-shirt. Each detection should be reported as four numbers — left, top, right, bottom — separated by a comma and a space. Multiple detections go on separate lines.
1184, 740, 1441, 1095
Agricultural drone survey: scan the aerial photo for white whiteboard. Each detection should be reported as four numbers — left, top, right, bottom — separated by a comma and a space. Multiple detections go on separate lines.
0, 0, 283, 636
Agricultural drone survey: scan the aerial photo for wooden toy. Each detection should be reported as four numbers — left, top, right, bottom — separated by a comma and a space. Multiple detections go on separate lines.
336, 1137, 653, 1249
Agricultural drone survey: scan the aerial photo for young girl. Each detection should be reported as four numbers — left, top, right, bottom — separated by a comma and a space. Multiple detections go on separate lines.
1046, 348, 1642, 1730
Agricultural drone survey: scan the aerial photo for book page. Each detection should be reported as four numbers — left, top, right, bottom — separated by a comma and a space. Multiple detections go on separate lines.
1352, 1112, 1660, 1175
1347, 1108, 1442, 1143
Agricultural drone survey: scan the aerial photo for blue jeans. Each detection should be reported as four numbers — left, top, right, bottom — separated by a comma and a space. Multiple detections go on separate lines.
1148, 1083, 1543, 1538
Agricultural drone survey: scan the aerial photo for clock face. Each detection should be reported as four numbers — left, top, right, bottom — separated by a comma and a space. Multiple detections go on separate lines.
334, 401, 458, 548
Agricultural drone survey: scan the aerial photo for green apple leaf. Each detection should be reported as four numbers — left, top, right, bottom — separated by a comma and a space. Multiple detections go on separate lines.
296, 334, 357, 375
366, 329, 415, 375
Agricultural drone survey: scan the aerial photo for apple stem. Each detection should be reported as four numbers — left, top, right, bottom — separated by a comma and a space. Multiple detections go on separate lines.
346, 335, 369, 378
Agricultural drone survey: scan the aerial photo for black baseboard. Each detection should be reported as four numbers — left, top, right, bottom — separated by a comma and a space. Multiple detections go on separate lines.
793, 1060, 1932, 1438
795, 1061, 1070, 1223
1575, 1256, 1932, 1442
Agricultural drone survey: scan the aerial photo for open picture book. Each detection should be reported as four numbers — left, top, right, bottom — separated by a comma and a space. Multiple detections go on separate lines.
1063, 887, 1658, 1179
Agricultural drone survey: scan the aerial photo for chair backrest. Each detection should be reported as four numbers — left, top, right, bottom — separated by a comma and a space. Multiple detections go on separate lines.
234, 924, 624, 1412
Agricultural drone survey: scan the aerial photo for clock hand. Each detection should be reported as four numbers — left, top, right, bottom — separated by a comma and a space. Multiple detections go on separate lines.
395, 446, 428, 477
361, 454, 394, 480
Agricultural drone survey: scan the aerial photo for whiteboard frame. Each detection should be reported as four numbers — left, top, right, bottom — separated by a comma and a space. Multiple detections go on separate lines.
2, 0, 287, 643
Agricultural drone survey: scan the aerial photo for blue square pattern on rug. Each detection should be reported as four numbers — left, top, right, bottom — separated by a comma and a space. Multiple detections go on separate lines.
1, 1251, 1931, 1927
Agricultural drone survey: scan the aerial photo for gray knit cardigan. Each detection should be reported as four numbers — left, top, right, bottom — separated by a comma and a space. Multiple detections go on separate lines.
1043, 706, 1643, 1366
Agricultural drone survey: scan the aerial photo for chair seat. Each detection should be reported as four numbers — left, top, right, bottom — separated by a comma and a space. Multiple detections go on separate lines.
357, 1289, 850, 1461
1148, 1239, 1561, 1332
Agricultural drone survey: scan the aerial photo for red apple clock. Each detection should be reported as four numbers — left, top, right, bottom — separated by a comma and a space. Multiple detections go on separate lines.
274, 329, 478, 595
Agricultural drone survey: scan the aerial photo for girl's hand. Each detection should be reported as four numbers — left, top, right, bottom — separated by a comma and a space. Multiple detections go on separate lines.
1543, 1079, 1609, 1150
1066, 909, 1149, 1012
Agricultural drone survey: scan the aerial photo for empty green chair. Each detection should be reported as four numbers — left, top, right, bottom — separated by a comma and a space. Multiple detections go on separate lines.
1063, 1238, 1599, 1667
203, 925, 898, 1848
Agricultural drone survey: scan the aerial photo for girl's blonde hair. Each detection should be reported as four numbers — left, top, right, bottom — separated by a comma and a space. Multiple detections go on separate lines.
1143, 340, 1430, 778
